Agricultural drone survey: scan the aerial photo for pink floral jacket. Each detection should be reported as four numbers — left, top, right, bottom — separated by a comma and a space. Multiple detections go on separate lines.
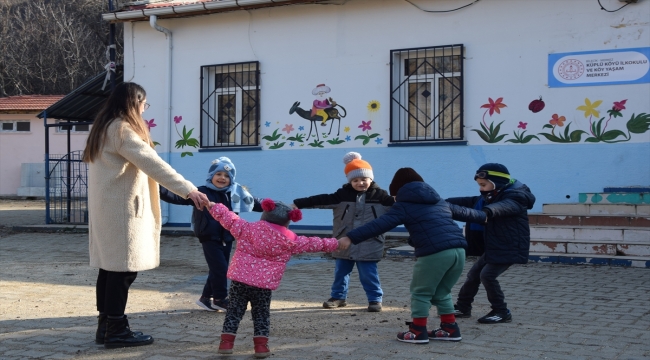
209, 203, 339, 290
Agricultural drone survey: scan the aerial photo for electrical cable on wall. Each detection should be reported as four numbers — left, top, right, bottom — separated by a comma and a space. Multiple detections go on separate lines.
405, 0, 480, 13
597, 0, 630, 12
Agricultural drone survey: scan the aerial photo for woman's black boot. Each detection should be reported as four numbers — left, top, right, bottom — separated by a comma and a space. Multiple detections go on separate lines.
95, 314, 107, 344
104, 315, 153, 349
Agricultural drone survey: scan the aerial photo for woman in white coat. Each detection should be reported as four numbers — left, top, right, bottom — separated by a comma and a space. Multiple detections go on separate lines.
83, 82, 208, 349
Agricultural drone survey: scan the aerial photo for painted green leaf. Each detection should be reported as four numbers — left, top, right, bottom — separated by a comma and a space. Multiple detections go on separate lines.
596, 117, 605, 136
538, 133, 564, 143
308, 140, 324, 148
479, 122, 489, 134
362, 138, 370, 145
504, 139, 521, 143
187, 138, 200, 147
269, 142, 286, 149
542, 124, 554, 129
471, 129, 491, 143
180, 152, 193, 157
287, 134, 305, 142
569, 130, 587, 143
607, 109, 623, 118
627, 113, 650, 134
262, 129, 282, 141
563, 124, 571, 138
185, 128, 194, 139
326, 138, 346, 145
521, 134, 540, 143
585, 137, 600, 143
600, 129, 627, 141
493, 134, 507, 143
355, 135, 368, 141
153, 141, 161, 147
368, 133, 380, 138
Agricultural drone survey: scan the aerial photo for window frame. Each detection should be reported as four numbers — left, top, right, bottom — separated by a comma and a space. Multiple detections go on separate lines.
200, 61, 261, 149
0, 120, 31, 133
389, 44, 464, 143
54, 120, 90, 134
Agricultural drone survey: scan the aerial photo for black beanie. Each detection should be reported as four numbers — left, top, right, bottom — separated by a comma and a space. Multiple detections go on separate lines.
389, 167, 424, 196
476, 163, 511, 189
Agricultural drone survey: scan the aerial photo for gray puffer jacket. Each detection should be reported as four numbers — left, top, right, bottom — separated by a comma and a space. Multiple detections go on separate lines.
293, 182, 395, 261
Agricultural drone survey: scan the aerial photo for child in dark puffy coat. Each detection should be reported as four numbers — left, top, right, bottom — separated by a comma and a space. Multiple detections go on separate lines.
339, 168, 487, 344
446, 163, 535, 324
160, 157, 262, 312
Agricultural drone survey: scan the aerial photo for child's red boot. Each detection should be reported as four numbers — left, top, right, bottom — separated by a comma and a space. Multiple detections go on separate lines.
253, 336, 271, 358
218, 333, 236, 354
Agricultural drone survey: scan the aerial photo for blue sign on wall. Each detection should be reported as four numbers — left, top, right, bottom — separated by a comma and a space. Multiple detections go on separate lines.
548, 47, 650, 88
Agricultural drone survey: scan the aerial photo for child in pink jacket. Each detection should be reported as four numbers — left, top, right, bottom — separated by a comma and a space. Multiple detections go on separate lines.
208, 198, 340, 358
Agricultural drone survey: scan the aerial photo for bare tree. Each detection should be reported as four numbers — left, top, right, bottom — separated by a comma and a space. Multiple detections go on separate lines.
0, 0, 123, 96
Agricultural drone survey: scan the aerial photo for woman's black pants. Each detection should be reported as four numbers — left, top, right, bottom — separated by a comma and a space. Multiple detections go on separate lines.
96, 268, 138, 316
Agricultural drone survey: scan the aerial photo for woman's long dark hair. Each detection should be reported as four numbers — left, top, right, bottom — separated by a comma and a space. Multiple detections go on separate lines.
83, 82, 152, 163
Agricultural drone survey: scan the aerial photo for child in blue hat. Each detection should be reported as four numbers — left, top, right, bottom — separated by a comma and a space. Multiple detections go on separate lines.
160, 156, 263, 311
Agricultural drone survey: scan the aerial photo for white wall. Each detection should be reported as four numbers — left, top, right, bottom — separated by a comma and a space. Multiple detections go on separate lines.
119, 0, 650, 225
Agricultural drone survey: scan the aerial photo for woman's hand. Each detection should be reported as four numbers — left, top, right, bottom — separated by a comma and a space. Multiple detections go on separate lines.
338, 236, 352, 250
188, 190, 209, 209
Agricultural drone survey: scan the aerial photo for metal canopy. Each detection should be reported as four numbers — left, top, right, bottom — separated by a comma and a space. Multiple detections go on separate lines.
37, 66, 123, 122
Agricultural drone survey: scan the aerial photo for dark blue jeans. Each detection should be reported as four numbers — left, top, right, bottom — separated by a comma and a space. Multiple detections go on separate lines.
201, 240, 232, 300
456, 254, 511, 312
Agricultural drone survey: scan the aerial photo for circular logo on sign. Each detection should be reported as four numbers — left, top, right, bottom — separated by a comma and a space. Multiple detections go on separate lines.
558, 59, 585, 80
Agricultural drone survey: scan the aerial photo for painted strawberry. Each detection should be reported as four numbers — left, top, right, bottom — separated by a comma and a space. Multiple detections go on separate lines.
528, 96, 545, 113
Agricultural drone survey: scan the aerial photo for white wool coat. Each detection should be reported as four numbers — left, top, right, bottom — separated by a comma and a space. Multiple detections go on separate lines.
88, 120, 196, 272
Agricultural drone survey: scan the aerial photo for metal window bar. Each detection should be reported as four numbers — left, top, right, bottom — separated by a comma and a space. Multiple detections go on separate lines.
46, 150, 88, 224
390, 44, 464, 142
200, 61, 260, 148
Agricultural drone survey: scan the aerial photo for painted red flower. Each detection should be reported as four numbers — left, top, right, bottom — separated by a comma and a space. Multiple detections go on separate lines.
612, 99, 627, 111
549, 114, 566, 127
517, 121, 527, 130
145, 118, 156, 130
480, 97, 507, 116
173, 115, 182, 124
282, 124, 294, 134
358, 120, 372, 131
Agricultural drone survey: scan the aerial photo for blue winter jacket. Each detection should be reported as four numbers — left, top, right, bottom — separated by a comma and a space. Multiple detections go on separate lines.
346, 182, 487, 258
446, 180, 536, 264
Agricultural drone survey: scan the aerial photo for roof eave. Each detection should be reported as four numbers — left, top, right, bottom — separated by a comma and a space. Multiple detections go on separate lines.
102, 0, 329, 22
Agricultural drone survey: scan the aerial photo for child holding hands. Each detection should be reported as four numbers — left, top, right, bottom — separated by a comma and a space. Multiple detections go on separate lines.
339, 168, 487, 344
292, 152, 394, 312
208, 198, 340, 358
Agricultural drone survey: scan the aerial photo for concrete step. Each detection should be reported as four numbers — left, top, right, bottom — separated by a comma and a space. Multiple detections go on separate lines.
528, 213, 650, 227
579, 192, 649, 205
529, 225, 650, 243
542, 203, 650, 216
528, 252, 650, 268
385, 246, 650, 267
530, 240, 650, 257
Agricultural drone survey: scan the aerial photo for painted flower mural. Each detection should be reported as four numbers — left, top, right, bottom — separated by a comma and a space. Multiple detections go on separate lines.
474, 96, 649, 144
172, 115, 200, 157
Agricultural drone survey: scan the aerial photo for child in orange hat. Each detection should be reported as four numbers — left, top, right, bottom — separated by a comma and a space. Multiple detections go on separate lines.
292, 152, 394, 312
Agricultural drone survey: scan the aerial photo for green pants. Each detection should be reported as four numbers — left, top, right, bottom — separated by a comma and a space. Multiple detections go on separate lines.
410, 248, 465, 318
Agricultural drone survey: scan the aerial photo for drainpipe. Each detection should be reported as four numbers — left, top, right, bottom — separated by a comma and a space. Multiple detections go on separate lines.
150, 15, 173, 225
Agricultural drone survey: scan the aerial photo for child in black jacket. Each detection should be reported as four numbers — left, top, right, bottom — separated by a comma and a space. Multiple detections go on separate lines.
160, 157, 262, 312
446, 163, 535, 324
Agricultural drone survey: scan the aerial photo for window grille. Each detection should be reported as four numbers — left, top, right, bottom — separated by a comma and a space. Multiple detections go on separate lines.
390, 45, 464, 142
200, 61, 260, 148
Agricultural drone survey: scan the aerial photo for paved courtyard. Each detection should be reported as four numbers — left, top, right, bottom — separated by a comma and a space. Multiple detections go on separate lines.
0, 199, 649, 359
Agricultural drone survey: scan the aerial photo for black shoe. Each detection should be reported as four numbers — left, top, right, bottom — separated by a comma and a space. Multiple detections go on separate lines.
104, 316, 154, 349
453, 304, 471, 318
396, 322, 429, 344
195, 296, 217, 311
212, 298, 229, 312
428, 322, 462, 341
96, 314, 143, 344
478, 309, 512, 324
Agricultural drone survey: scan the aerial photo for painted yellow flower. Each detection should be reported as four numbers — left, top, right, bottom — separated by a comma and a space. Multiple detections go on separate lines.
344, 126, 350, 132
367, 100, 380, 112
576, 98, 602, 118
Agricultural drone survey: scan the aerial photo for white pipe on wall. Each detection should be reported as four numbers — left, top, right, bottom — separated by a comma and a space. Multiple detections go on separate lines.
149, 15, 173, 224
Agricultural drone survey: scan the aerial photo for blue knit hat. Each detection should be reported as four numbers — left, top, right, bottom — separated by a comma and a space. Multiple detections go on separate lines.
206, 157, 236, 185
475, 163, 511, 189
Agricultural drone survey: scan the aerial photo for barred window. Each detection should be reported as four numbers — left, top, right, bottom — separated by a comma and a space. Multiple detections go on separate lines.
55, 120, 90, 133
200, 61, 260, 148
390, 45, 464, 142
